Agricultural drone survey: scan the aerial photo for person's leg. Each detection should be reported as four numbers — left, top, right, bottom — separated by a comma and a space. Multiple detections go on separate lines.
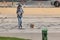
18, 17, 22, 29
18, 17, 20, 29
17, 14, 23, 29
19, 17, 22, 29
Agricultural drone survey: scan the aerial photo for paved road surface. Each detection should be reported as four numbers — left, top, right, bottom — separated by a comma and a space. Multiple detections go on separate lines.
0, 33, 60, 40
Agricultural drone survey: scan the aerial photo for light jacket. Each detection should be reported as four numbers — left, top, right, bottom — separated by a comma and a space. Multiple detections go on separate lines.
17, 7, 24, 18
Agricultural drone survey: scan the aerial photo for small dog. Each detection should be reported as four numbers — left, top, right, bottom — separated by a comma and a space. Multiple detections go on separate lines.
30, 24, 34, 28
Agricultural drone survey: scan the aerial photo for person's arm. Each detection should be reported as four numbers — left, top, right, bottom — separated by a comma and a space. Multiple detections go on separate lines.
22, 9, 24, 13
22, 7, 24, 13
16, 8, 18, 13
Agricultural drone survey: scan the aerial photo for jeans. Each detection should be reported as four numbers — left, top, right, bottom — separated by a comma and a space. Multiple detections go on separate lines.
18, 17, 22, 28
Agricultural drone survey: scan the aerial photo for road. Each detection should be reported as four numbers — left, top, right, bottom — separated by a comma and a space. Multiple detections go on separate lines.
0, 33, 60, 40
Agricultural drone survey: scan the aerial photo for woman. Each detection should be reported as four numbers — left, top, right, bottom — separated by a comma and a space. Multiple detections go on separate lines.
16, 4, 24, 29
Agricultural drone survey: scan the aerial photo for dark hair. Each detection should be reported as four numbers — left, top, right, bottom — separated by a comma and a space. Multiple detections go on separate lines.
17, 4, 22, 9
18, 4, 22, 7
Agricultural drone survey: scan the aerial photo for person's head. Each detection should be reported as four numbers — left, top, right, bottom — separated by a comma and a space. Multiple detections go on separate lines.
18, 4, 22, 8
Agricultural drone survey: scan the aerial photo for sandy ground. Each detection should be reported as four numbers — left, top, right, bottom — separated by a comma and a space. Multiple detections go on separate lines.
0, 15, 60, 40
0, 8, 60, 16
